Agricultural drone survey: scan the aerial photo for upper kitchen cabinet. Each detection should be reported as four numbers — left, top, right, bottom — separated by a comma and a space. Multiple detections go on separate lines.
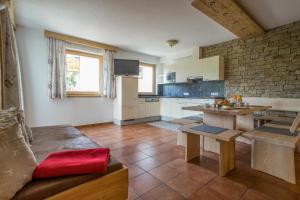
161, 48, 224, 82
200, 55, 224, 80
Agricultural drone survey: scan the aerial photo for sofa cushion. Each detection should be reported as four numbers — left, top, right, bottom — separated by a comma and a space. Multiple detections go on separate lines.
30, 125, 99, 162
12, 125, 123, 200
0, 121, 37, 199
12, 157, 123, 200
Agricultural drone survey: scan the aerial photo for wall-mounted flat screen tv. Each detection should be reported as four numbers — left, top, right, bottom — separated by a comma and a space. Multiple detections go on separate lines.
114, 59, 140, 76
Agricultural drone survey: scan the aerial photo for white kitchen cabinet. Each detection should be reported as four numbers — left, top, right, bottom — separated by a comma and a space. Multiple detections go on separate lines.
113, 76, 139, 123
160, 98, 171, 118
145, 102, 160, 117
122, 77, 138, 106
170, 100, 182, 119
123, 105, 138, 120
160, 98, 180, 120
160, 98, 214, 119
161, 52, 224, 82
114, 76, 161, 125
200, 55, 224, 80
136, 98, 161, 119
161, 98, 180, 119
137, 102, 146, 119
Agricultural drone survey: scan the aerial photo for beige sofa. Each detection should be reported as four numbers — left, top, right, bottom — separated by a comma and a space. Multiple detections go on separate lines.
12, 125, 128, 200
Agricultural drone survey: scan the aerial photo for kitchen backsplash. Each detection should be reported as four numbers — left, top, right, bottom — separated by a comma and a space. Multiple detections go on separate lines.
157, 80, 224, 98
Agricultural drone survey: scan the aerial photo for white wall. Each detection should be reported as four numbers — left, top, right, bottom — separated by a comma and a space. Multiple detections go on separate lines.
16, 26, 158, 127
243, 97, 300, 112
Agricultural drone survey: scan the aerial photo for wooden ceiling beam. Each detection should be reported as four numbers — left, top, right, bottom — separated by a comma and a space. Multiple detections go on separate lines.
44, 30, 118, 52
192, 0, 265, 38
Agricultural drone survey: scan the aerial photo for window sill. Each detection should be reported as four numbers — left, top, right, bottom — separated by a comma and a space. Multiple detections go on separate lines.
66, 92, 103, 97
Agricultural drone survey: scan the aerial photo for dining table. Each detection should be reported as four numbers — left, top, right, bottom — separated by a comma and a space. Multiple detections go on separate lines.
181, 105, 271, 153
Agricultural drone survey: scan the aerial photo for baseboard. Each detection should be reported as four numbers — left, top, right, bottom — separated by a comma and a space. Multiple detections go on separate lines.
76, 121, 114, 128
161, 116, 176, 121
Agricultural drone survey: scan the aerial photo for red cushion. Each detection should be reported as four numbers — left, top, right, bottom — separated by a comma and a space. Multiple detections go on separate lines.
33, 148, 110, 179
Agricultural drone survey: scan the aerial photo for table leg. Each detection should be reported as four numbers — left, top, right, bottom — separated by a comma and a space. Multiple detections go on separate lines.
219, 140, 235, 176
236, 113, 255, 131
203, 113, 236, 153
185, 133, 200, 162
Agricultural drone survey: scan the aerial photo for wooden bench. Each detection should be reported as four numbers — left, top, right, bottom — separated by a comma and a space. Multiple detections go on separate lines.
254, 108, 298, 128
243, 113, 300, 184
170, 117, 202, 147
181, 124, 241, 176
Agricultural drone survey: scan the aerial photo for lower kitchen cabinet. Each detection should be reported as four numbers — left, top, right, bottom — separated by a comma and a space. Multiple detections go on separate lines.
160, 98, 214, 120
123, 105, 138, 120
137, 103, 146, 119
145, 102, 160, 117
137, 99, 160, 119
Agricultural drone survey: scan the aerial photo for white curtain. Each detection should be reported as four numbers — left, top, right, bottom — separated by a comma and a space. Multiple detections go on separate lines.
0, 2, 24, 109
48, 38, 67, 99
103, 50, 115, 99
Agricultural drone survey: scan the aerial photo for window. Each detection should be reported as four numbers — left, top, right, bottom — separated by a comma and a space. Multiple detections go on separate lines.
66, 50, 103, 97
138, 63, 156, 94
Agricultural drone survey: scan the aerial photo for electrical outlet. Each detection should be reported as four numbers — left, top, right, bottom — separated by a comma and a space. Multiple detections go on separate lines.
211, 92, 218, 96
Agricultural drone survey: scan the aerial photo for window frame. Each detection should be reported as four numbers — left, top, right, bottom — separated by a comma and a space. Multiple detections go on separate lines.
138, 62, 156, 95
65, 49, 103, 97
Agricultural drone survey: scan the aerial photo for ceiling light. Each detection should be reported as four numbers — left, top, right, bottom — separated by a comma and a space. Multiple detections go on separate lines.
165, 39, 179, 48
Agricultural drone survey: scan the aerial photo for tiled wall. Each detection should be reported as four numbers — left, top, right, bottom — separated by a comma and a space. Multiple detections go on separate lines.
202, 20, 300, 98
157, 80, 224, 98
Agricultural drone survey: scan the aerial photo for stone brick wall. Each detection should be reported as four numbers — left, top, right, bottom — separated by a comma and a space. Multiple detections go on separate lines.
202, 21, 300, 98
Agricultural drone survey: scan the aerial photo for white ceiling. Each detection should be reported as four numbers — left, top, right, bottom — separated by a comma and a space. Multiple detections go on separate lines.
238, 0, 300, 30
14, 0, 300, 59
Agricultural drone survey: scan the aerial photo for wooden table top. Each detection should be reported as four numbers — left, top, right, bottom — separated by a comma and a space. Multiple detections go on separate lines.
182, 105, 271, 116
180, 123, 242, 142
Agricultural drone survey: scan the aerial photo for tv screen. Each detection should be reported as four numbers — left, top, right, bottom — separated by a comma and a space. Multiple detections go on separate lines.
114, 59, 140, 76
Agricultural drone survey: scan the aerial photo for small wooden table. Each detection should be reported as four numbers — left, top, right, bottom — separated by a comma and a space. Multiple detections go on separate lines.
181, 124, 242, 176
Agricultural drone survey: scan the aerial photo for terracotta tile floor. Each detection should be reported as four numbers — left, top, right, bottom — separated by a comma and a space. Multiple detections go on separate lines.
79, 123, 300, 200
